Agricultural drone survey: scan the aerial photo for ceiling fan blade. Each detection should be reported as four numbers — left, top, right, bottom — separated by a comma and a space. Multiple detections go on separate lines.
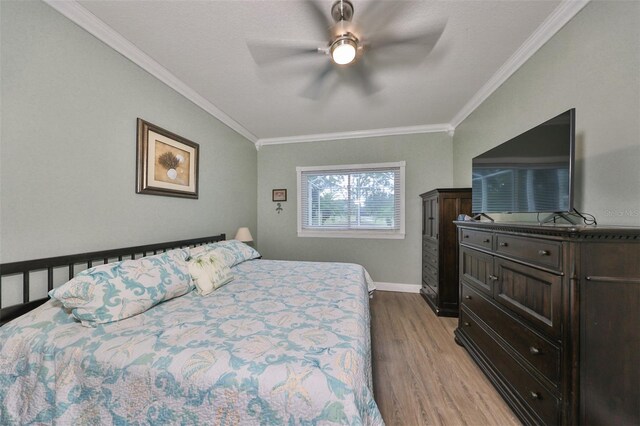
247, 40, 326, 66
300, 62, 334, 100
352, 61, 380, 96
305, 0, 334, 36
366, 20, 447, 51
357, 0, 411, 37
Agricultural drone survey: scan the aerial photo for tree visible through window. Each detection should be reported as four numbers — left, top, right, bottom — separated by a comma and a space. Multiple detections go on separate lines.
297, 162, 405, 238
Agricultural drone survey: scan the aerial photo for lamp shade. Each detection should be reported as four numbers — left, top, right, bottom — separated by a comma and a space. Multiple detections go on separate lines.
234, 227, 253, 242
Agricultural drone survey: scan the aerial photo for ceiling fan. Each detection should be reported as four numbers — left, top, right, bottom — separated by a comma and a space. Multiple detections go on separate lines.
247, 0, 447, 99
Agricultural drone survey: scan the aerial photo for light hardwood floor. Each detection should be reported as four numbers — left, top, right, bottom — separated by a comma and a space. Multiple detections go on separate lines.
370, 291, 520, 426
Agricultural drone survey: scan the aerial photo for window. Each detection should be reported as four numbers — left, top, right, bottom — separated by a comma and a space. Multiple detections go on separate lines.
297, 162, 405, 239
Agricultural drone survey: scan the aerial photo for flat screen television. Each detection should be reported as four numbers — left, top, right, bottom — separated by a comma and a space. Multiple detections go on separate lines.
472, 109, 575, 214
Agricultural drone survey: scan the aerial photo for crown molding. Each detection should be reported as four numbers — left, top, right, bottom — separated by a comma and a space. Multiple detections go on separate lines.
449, 0, 590, 129
44, 0, 258, 144
44, 0, 589, 147
257, 123, 453, 147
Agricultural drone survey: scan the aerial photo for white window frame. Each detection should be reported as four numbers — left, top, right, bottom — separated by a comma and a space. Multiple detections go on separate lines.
296, 161, 406, 239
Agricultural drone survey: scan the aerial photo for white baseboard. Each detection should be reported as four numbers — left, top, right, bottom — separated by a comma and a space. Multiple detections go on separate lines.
374, 282, 421, 294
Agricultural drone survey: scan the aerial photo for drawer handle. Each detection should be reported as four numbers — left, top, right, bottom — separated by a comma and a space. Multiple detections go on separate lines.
483, 238, 491, 243
463, 322, 470, 327
530, 391, 541, 400
538, 249, 550, 256
529, 346, 541, 355
499, 242, 508, 247
464, 295, 471, 300
464, 235, 469, 238
489, 275, 499, 281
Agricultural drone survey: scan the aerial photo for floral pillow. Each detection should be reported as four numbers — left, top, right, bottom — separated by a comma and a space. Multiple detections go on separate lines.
49, 249, 192, 327
189, 240, 260, 268
216, 240, 261, 266
188, 251, 234, 296
189, 244, 211, 258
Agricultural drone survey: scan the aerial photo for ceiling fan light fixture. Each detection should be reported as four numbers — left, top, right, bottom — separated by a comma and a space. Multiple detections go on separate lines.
330, 36, 357, 65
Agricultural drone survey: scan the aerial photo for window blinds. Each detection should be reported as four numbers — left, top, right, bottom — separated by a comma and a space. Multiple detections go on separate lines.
299, 164, 402, 232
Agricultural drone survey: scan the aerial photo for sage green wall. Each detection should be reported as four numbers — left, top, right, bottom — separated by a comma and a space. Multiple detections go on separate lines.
0, 0, 257, 263
452, 1, 640, 225
257, 133, 453, 285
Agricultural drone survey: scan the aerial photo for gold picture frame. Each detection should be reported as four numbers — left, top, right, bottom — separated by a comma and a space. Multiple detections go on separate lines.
136, 118, 199, 199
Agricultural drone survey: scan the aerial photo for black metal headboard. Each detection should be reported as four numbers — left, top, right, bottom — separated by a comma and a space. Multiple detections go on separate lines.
0, 234, 226, 326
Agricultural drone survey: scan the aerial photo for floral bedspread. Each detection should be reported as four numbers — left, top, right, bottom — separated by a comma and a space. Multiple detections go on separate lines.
0, 260, 383, 425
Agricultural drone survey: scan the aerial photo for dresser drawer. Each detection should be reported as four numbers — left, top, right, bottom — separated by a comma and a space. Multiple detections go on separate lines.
495, 234, 561, 270
461, 284, 560, 384
494, 257, 563, 338
460, 246, 494, 295
423, 262, 438, 284
460, 309, 560, 425
423, 234, 438, 245
460, 228, 493, 251
423, 275, 437, 292
423, 241, 439, 258
421, 283, 436, 299
423, 250, 439, 269
423, 235, 438, 246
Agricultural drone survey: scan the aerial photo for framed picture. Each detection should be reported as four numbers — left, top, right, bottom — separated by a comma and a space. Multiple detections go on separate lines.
272, 189, 287, 202
136, 118, 199, 199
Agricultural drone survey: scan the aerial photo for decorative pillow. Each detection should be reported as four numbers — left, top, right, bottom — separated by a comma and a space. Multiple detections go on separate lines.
49, 249, 192, 327
189, 244, 209, 258
188, 251, 234, 295
188, 240, 260, 268
217, 240, 261, 265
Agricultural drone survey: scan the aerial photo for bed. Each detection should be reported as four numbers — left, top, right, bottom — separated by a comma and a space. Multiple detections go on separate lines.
0, 235, 383, 425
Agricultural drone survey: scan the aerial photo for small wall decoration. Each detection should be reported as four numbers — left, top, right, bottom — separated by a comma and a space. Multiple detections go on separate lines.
136, 118, 199, 199
272, 189, 287, 202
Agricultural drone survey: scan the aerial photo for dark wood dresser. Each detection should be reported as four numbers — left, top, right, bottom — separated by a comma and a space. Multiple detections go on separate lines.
454, 221, 640, 425
420, 188, 471, 316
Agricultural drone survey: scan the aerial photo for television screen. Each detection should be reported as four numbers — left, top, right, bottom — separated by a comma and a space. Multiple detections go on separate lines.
472, 109, 575, 214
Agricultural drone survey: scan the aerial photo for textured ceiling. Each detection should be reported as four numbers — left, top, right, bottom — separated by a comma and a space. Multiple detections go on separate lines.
76, 0, 562, 141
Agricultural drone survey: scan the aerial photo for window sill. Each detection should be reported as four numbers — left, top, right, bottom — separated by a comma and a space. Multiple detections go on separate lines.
297, 230, 405, 240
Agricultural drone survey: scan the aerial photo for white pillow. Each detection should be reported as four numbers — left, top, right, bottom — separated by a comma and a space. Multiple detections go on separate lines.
188, 251, 234, 295
188, 240, 260, 268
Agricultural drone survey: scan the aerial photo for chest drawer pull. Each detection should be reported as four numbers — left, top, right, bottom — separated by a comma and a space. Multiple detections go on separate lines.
530, 391, 541, 400
499, 242, 508, 247
489, 275, 499, 281
529, 346, 541, 355
538, 249, 550, 256
463, 322, 470, 327
464, 235, 469, 238
483, 238, 491, 243
464, 295, 472, 300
